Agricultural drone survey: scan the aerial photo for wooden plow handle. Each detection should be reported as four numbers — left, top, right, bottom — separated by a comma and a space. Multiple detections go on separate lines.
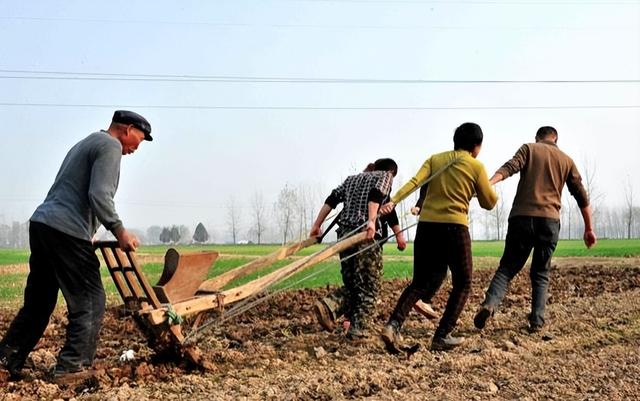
198, 237, 318, 293
94, 241, 162, 311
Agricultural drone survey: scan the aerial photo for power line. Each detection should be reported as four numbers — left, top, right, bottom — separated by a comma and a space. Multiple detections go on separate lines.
289, 0, 640, 4
0, 195, 251, 209
0, 70, 637, 84
0, 102, 638, 110
0, 16, 633, 31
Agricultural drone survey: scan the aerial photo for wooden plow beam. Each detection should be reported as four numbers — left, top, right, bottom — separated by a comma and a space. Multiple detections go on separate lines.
95, 233, 368, 369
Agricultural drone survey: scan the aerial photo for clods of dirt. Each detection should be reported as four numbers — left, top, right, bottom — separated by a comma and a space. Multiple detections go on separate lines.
1, 260, 639, 400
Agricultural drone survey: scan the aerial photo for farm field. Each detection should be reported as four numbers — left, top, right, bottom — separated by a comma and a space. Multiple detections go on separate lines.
0, 240, 639, 400
1, 239, 639, 304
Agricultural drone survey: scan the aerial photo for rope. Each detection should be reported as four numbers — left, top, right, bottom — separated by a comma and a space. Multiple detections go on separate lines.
396, 156, 462, 205
165, 304, 184, 326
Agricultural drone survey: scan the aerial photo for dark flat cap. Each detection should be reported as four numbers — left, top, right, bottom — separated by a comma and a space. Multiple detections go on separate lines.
112, 110, 153, 141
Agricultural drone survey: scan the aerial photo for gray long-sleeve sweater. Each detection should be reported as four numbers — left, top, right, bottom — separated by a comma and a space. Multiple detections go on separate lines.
31, 131, 124, 241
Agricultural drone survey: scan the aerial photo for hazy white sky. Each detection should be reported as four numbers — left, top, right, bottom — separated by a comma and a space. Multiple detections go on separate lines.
0, 0, 639, 237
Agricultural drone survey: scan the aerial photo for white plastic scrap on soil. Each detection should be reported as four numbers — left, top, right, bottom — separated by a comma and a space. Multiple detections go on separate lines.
119, 349, 135, 362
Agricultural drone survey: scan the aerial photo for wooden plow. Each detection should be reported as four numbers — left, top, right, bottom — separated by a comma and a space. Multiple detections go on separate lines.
94, 232, 368, 369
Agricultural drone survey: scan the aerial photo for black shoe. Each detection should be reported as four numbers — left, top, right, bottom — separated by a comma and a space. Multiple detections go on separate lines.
474, 306, 494, 330
0, 345, 23, 380
430, 334, 465, 351
380, 321, 401, 353
527, 313, 545, 334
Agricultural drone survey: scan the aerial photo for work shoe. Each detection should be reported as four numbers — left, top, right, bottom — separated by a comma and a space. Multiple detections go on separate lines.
380, 320, 402, 353
48, 364, 98, 386
430, 334, 465, 351
313, 299, 336, 332
413, 300, 439, 320
0, 345, 23, 381
473, 305, 494, 330
527, 313, 545, 334
346, 320, 369, 341
527, 323, 543, 334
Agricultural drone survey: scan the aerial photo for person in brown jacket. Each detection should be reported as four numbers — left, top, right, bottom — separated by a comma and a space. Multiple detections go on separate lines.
474, 126, 597, 333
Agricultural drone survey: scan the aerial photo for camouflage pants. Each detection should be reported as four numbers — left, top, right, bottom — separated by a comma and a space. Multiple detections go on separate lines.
321, 241, 383, 330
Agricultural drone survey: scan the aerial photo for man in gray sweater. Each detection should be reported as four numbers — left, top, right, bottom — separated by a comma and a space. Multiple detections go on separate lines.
0, 110, 152, 381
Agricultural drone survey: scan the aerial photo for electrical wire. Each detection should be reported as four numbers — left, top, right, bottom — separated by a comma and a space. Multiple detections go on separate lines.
0, 69, 638, 84
0, 102, 637, 110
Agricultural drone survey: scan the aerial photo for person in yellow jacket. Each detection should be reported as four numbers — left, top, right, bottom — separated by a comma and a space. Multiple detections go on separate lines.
380, 122, 497, 351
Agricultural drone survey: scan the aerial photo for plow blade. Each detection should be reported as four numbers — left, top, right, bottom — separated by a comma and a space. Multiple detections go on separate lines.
154, 249, 219, 303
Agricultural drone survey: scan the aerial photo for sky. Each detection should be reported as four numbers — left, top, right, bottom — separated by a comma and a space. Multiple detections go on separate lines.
0, 0, 639, 240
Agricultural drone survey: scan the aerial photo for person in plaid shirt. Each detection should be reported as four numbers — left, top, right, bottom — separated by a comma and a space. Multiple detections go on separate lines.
310, 158, 400, 340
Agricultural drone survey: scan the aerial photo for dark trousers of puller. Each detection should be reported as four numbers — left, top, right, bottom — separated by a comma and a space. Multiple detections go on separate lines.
0, 221, 105, 371
337, 241, 383, 329
388, 222, 472, 338
482, 216, 560, 327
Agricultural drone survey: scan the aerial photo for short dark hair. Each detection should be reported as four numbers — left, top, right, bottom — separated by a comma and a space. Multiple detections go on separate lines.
453, 122, 483, 151
536, 126, 558, 140
373, 158, 398, 176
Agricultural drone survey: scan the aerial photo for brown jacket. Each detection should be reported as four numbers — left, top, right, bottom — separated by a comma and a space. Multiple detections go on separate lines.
496, 140, 589, 220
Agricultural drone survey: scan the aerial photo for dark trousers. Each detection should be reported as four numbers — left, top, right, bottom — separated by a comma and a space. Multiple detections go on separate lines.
482, 216, 560, 327
0, 221, 105, 371
388, 222, 472, 338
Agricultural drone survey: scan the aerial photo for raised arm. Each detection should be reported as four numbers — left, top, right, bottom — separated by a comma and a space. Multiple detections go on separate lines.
310, 204, 333, 237
492, 144, 529, 185
475, 164, 498, 210
382, 158, 432, 215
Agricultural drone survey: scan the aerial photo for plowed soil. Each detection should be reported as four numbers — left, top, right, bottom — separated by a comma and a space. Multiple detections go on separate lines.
1, 258, 639, 401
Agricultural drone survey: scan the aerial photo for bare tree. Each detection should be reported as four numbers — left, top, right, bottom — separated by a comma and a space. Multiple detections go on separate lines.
582, 157, 604, 231
250, 191, 268, 244
623, 175, 634, 239
491, 187, 508, 240
396, 196, 411, 243
295, 183, 323, 240
146, 225, 163, 244
395, 172, 413, 242
275, 184, 298, 244
468, 206, 477, 241
561, 197, 576, 240
178, 224, 192, 244
295, 184, 309, 240
226, 196, 242, 244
